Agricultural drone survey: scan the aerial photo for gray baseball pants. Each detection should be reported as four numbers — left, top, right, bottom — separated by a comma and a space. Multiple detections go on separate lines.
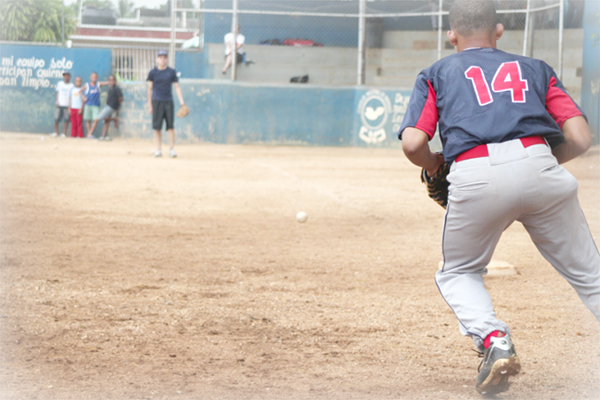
435, 137, 600, 351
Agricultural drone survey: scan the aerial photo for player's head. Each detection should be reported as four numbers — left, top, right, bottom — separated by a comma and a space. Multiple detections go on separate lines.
90, 71, 98, 83
108, 75, 116, 86
157, 50, 168, 68
62, 71, 71, 82
74, 76, 82, 87
447, 0, 503, 50
449, 0, 497, 36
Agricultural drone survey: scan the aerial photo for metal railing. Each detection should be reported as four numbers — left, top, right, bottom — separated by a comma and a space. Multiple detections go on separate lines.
172, 0, 565, 84
59, 0, 570, 86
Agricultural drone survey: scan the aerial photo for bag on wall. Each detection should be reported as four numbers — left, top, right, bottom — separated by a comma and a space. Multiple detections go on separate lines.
290, 75, 309, 83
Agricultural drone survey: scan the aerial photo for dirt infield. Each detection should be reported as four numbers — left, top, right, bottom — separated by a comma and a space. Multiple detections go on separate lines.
1, 132, 599, 400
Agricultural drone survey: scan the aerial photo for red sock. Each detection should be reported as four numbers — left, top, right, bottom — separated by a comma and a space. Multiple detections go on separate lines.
484, 330, 505, 349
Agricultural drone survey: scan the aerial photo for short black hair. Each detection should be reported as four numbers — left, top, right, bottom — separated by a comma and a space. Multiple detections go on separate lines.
449, 0, 498, 36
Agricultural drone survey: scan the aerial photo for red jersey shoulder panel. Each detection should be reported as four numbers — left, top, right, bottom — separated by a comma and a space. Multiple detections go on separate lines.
545, 76, 582, 128
414, 79, 439, 140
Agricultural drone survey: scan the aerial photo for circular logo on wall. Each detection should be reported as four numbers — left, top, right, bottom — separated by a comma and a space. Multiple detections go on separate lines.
357, 90, 392, 144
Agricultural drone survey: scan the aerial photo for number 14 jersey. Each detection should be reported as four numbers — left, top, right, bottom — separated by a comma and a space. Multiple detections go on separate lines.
398, 47, 585, 163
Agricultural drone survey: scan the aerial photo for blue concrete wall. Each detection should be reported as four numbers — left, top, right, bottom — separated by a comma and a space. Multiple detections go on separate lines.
118, 80, 411, 148
0, 45, 413, 147
0, 45, 111, 133
580, 0, 599, 143
176, 51, 211, 79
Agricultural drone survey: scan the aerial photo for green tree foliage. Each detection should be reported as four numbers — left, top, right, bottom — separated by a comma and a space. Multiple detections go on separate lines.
118, 0, 136, 18
1, 0, 76, 43
81, 0, 115, 10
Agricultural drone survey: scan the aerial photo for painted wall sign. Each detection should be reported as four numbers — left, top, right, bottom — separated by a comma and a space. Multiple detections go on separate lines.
0, 45, 111, 133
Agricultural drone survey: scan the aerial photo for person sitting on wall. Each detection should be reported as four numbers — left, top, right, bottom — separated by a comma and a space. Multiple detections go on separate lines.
222, 24, 253, 75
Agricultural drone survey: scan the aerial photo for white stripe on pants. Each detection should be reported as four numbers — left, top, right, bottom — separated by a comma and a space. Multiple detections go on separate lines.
435, 138, 600, 350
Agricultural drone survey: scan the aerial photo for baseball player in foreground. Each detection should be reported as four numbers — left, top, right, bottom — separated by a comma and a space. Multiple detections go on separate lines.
399, 0, 599, 395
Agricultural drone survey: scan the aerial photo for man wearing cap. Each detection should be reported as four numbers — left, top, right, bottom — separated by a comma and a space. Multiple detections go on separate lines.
147, 50, 186, 158
53, 71, 74, 138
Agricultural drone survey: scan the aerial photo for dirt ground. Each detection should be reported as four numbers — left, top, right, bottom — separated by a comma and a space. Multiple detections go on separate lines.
0, 132, 599, 400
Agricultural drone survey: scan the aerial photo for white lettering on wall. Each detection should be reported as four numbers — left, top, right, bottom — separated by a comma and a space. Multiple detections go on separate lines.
0, 55, 74, 90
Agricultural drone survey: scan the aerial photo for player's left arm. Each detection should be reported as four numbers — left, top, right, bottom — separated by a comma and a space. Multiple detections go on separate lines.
552, 116, 592, 164
543, 68, 591, 164
173, 82, 185, 106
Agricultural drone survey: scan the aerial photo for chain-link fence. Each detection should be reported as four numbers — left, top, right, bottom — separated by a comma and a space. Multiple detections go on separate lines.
168, 0, 578, 90
66, 0, 583, 100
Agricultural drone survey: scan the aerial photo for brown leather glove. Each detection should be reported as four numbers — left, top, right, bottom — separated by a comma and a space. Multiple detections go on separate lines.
176, 104, 190, 118
421, 162, 451, 209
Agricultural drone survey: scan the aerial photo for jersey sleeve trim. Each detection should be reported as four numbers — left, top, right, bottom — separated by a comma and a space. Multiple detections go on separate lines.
545, 76, 582, 128
414, 79, 438, 140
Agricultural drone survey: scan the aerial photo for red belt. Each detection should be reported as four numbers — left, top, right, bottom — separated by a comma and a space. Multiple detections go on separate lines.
455, 136, 547, 162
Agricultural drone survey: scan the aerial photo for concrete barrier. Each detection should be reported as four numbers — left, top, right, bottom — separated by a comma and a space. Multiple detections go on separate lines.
118, 80, 412, 148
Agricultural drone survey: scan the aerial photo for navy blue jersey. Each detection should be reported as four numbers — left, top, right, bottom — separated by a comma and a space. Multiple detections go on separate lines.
147, 67, 178, 102
399, 48, 584, 162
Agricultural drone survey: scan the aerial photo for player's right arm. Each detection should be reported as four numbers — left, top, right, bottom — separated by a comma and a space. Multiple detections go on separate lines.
552, 116, 592, 164
147, 81, 153, 114
147, 70, 154, 114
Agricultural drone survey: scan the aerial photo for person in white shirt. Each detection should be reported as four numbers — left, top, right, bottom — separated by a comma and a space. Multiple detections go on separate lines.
53, 72, 74, 138
222, 25, 252, 74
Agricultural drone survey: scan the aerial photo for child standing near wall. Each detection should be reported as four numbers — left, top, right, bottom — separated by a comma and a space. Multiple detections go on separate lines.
81, 72, 101, 138
69, 77, 86, 138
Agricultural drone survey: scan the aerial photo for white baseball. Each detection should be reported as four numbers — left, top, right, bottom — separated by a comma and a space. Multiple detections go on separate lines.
296, 211, 308, 223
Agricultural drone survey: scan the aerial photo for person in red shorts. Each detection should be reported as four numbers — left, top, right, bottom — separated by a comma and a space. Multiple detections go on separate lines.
69, 76, 86, 138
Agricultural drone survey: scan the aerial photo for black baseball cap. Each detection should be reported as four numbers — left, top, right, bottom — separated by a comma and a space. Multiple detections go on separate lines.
62, 71, 71, 76
157, 50, 168, 57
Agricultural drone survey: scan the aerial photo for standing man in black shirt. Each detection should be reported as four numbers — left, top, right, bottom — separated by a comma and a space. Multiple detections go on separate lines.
147, 50, 186, 158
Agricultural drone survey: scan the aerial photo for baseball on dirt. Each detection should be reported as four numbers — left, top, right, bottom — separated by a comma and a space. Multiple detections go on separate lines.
296, 211, 308, 223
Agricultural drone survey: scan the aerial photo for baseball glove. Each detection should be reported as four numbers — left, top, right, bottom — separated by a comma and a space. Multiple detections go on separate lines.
176, 104, 190, 118
421, 162, 451, 209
